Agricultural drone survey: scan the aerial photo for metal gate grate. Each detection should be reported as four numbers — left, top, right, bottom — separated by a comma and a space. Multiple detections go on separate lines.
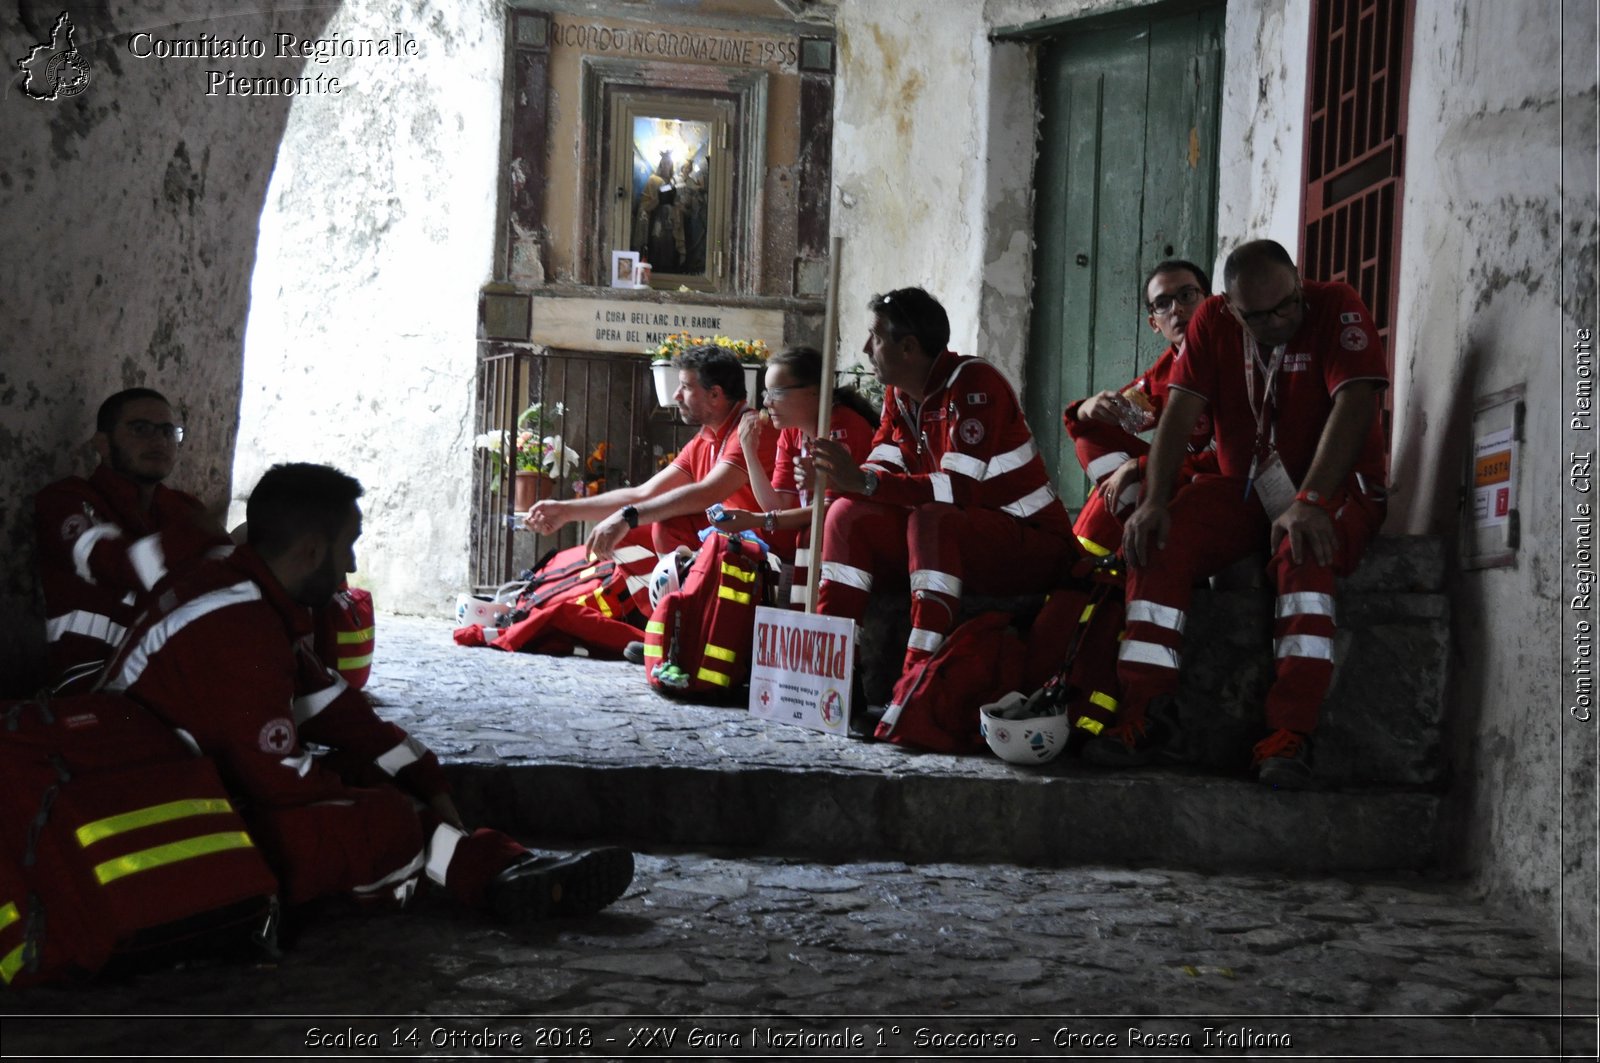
1300, 0, 1414, 364
471, 344, 696, 591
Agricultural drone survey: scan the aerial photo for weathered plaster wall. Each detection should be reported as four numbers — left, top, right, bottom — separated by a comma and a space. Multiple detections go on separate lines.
1211, 0, 1309, 272
835, 0, 1304, 384
230, 0, 503, 616
0, 0, 336, 694
831, 0, 995, 370
1386, 0, 1597, 964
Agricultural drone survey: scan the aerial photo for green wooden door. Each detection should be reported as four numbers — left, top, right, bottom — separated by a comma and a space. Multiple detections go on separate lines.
1027, 4, 1224, 509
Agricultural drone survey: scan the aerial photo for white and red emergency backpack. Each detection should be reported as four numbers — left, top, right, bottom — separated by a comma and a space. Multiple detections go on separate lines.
456, 544, 656, 656
644, 533, 766, 697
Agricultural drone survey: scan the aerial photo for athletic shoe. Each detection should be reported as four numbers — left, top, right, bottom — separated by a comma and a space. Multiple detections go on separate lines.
1253, 728, 1314, 790
622, 640, 646, 665
485, 847, 635, 922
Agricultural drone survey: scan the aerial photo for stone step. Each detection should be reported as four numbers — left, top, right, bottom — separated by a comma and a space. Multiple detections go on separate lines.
446, 761, 1441, 875
857, 534, 1449, 787
376, 614, 1440, 877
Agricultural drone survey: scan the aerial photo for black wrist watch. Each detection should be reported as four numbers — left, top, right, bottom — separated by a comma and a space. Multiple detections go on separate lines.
861, 468, 879, 497
621, 505, 639, 528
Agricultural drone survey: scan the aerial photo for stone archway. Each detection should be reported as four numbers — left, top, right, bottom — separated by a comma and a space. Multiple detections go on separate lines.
231, 0, 504, 616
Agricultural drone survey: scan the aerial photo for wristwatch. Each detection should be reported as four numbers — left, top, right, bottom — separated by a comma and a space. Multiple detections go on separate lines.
1294, 489, 1338, 514
861, 468, 879, 497
621, 504, 640, 528
763, 510, 778, 534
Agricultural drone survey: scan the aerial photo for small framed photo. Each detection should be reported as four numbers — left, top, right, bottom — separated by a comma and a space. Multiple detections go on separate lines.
634, 261, 653, 288
610, 250, 640, 288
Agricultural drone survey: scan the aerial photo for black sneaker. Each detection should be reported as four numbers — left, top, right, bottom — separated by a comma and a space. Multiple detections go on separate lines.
1253, 729, 1314, 790
1081, 696, 1186, 767
485, 847, 634, 922
622, 640, 646, 665
849, 702, 885, 740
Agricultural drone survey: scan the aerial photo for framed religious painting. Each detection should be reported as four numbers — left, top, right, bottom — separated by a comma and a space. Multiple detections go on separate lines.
608, 94, 734, 292
582, 58, 769, 294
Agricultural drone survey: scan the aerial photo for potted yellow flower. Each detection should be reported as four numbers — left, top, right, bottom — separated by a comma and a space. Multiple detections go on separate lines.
648, 332, 771, 407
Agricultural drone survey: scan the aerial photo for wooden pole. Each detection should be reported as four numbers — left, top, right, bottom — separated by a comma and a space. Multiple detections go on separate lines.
805, 236, 844, 613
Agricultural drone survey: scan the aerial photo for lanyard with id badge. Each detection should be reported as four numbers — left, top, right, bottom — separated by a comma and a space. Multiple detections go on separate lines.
1243, 334, 1297, 521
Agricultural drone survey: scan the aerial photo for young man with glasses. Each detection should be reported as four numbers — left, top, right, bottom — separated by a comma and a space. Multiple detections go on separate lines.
33, 388, 230, 684
1064, 259, 1218, 557
1088, 239, 1389, 789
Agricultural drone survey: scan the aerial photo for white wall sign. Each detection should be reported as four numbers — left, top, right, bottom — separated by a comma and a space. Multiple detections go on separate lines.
1472, 426, 1517, 529
748, 605, 855, 736
530, 296, 784, 355
1463, 388, 1524, 569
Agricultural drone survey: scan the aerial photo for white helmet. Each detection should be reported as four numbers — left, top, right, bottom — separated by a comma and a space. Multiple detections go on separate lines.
455, 593, 512, 627
648, 547, 695, 611
980, 691, 1071, 765
453, 580, 526, 626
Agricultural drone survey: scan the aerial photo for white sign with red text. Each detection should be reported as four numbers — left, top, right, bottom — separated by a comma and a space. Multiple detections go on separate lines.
748, 606, 855, 736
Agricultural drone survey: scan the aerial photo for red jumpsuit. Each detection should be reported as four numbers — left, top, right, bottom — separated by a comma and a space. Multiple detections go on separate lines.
771, 404, 876, 605
33, 466, 227, 684
1118, 281, 1389, 735
97, 546, 523, 909
817, 351, 1080, 677
1063, 342, 1217, 556
662, 401, 796, 558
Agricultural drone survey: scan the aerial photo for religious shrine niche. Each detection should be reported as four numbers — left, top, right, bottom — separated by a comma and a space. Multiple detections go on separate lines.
500, 5, 836, 298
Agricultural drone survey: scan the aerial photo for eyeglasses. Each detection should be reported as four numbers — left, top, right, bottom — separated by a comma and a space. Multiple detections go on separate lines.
763, 385, 817, 401
1147, 285, 1204, 316
125, 420, 185, 443
1234, 289, 1304, 327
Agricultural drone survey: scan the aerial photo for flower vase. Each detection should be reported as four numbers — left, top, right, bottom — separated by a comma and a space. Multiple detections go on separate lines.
743, 364, 760, 404
651, 359, 677, 407
513, 470, 553, 512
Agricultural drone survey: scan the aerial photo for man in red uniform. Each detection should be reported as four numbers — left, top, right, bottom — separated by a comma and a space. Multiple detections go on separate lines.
1064, 260, 1217, 556
525, 345, 789, 560
808, 287, 1080, 729
99, 462, 633, 920
33, 388, 229, 686
1088, 240, 1389, 789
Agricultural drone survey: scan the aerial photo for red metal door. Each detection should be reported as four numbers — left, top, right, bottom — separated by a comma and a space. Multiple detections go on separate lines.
1300, 0, 1415, 396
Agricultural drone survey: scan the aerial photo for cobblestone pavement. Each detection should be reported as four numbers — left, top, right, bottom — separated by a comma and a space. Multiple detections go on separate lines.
3, 615, 1595, 1060
2, 853, 1595, 1059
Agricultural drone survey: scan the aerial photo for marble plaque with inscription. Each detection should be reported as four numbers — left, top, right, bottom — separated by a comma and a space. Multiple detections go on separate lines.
530, 296, 785, 354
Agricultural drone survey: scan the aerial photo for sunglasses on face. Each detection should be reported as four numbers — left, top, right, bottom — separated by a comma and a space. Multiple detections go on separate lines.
124, 420, 185, 443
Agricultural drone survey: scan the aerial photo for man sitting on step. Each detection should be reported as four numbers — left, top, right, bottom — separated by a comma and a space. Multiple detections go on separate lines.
806, 287, 1081, 737
99, 462, 634, 922
524, 344, 792, 562
1088, 239, 1390, 789
34, 387, 230, 688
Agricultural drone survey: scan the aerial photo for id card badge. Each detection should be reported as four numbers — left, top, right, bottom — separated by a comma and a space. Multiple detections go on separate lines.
1253, 451, 1297, 521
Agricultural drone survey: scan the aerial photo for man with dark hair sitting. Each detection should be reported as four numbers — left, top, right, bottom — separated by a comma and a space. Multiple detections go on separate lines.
99, 462, 633, 922
34, 387, 229, 686
807, 287, 1081, 732
525, 344, 789, 560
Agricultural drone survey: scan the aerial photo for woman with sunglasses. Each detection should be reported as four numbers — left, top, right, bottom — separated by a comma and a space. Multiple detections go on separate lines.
718, 346, 878, 598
